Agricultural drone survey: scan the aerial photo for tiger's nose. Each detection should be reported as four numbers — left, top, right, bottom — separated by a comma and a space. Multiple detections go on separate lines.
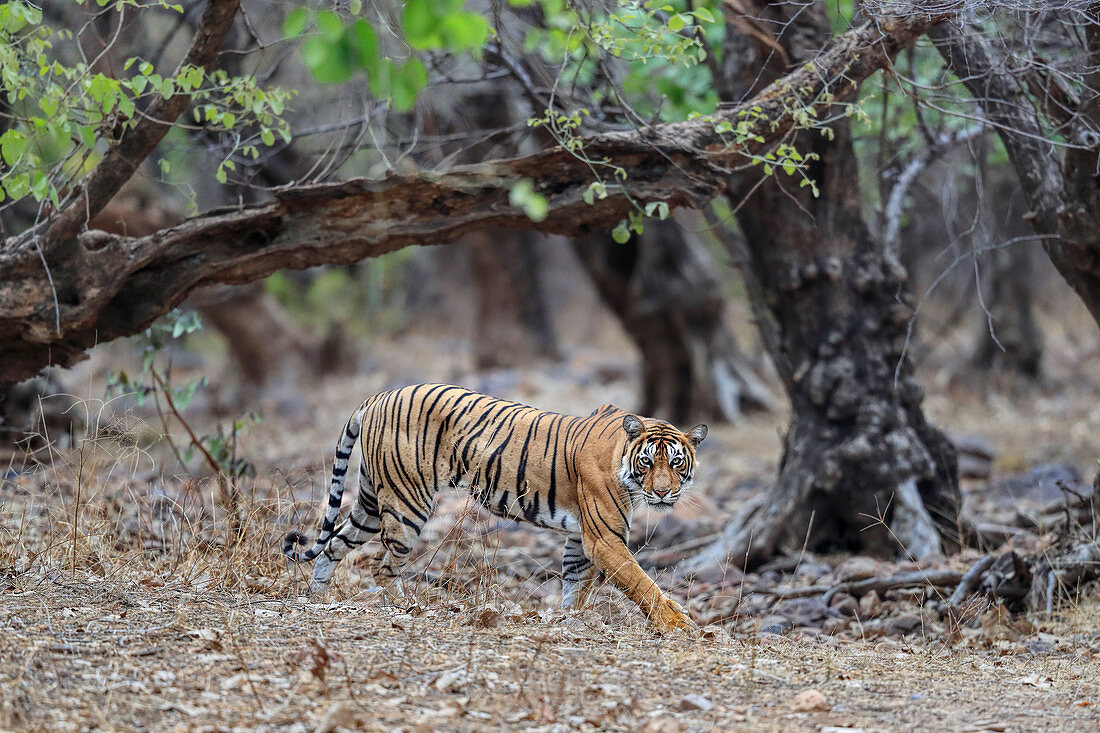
653, 487, 670, 498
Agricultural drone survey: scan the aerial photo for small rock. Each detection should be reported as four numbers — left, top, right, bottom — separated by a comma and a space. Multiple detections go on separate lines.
837, 556, 880, 581
858, 590, 882, 618
823, 618, 849, 635
433, 669, 466, 692
830, 593, 859, 617
219, 673, 249, 692
954, 434, 995, 479
885, 613, 924, 636
792, 689, 830, 712
775, 597, 830, 625
476, 608, 502, 628
699, 625, 731, 642
679, 693, 714, 712
794, 560, 831, 582
758, 615, 792, 635
643, 719, 683, 733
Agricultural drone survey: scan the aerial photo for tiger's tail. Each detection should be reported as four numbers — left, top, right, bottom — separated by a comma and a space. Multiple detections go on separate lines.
283, 406, 364, 563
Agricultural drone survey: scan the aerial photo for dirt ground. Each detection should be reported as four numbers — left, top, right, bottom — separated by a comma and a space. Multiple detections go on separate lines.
3, 311, 1100, 731
2, 568, 1099, 733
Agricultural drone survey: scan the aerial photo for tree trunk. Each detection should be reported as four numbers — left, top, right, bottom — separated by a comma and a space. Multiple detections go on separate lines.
572, 221, 773, 424
970, 244, 1043, 377
466, 230, 561, 370
968, 155, 1044, 377
191, 283, 321, 387
682, 0, 961, 572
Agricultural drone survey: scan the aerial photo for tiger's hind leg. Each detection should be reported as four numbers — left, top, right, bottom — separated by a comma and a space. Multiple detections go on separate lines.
363, 489, 433, 598
309, 460, 381, 596
561, 532, 597, 609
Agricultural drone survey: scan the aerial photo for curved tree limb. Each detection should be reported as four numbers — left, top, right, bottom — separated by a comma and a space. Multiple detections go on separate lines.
0, 10, 949, 386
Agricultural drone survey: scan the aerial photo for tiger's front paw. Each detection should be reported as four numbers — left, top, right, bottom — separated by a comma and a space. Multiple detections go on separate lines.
653, 598, 697, 634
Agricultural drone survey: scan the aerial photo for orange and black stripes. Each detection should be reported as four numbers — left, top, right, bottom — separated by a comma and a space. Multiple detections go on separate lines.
283, 383, 707, 632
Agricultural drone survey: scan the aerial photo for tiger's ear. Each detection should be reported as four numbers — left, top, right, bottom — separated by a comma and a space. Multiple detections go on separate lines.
686, 424, 708, 446
622, 415, 644, 440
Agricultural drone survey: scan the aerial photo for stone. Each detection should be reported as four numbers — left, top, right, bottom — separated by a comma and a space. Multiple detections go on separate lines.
858, 590, 882, 618
679, 693, 714, 712
885, 613, 924, 636
775, 597, 831, 626
792, 689, 830, 712
758, 615, 792, 635
830, 593, 859, 617
837, 556, 881, 581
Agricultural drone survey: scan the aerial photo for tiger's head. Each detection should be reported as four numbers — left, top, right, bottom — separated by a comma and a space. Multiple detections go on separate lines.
618, 415, 707, 510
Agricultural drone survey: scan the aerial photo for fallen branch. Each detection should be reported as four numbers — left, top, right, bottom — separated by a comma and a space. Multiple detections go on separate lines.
760, 569, 964, 602
947, 554, 996, 608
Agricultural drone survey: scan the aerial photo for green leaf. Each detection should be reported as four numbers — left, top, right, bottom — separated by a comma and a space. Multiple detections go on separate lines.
693, 7, 715, 23
644, 201, 669, 220
302, 36, 355, 84
391, 58, 427, 111
667, 13, 686, 32
283, 6, 310, 37
0, 129, 27, 165
260, 128, 275, 146
440, 12, 489, 50
509, 179, 548, 222
315, 11, 344, 41
403, 0, 443, 50
611, 221, 631, 244
30, 171, 50, 201
350, 19, 377, 68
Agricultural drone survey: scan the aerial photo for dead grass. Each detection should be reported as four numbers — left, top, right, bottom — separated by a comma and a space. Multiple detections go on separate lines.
2, 339, 1100, 731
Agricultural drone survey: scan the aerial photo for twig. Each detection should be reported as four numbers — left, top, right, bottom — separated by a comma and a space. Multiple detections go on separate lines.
948, 555, 996, 608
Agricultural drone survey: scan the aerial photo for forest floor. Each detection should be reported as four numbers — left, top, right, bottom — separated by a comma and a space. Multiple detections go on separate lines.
2, 333, 1100, 731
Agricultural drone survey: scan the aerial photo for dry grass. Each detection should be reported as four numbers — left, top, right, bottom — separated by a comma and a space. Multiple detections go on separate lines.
3, 335, 1100, 731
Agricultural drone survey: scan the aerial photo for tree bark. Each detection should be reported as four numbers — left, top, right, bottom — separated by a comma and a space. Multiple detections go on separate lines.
0, 10, 947, 388
572, 220, 773, 424
681, 0, 961, 572
456, 88, 562, 371
467, 231, 561, 370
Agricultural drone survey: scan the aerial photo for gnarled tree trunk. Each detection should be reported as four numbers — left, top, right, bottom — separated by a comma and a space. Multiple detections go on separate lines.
683, 0, 961, 571
573, 220, 773, 424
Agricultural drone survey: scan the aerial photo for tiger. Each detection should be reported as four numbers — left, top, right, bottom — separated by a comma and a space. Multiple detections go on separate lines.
283, 383, 707, 632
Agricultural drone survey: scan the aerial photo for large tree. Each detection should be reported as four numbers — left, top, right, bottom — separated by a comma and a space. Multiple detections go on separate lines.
0, 1, 948, 390
683, 0, 962, 570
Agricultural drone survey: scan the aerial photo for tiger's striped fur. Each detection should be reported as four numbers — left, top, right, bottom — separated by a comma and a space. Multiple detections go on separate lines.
283, 383, 707, 631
